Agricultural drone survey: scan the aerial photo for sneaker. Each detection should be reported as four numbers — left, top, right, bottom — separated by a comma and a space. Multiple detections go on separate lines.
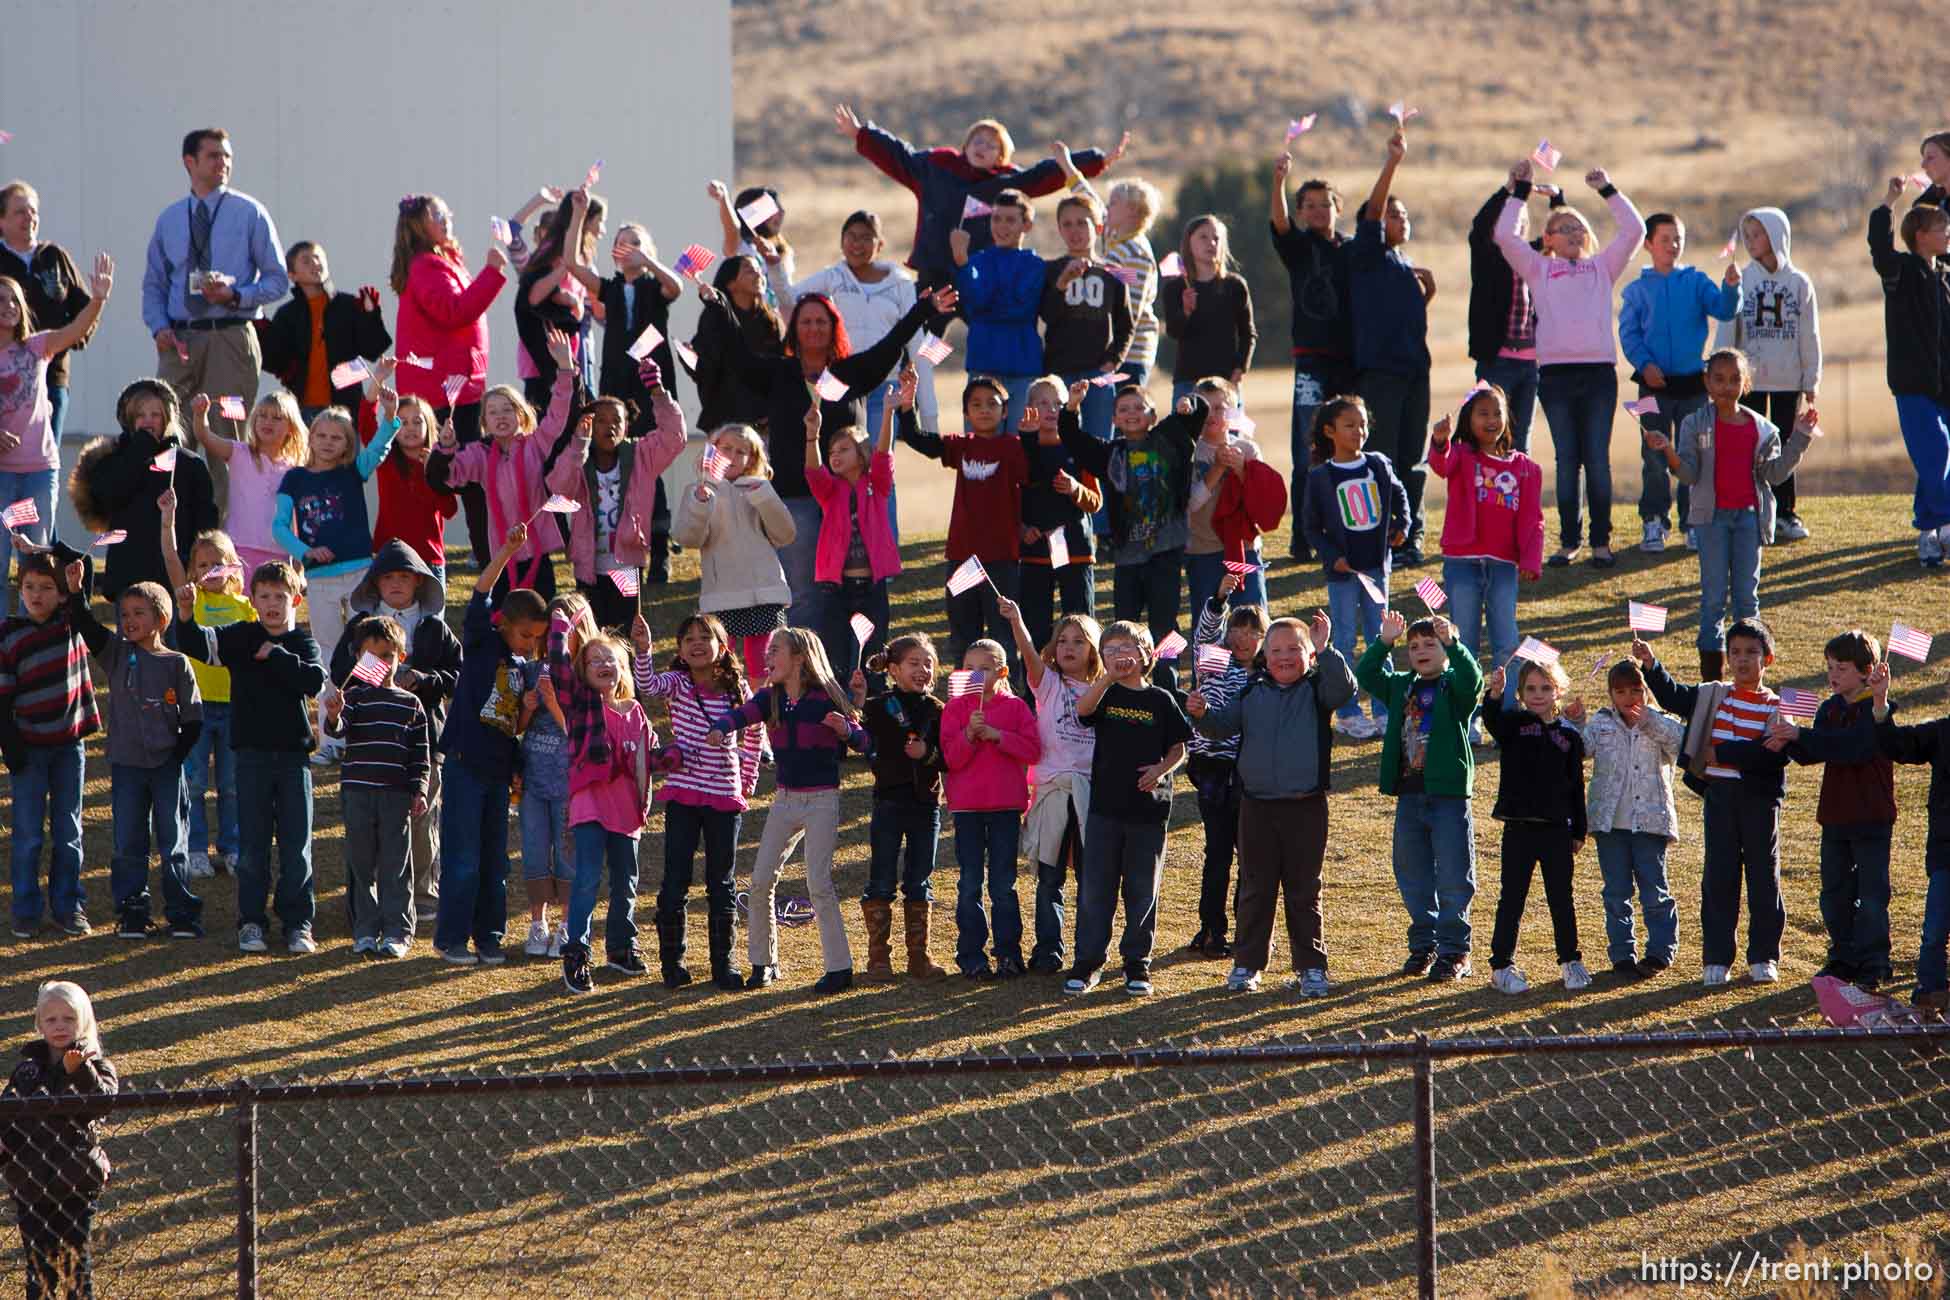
1401, 949, 1436, 977
1611, 957, 1641, 978
1391, 542, 1425, 568
1063, 970, 1102, 996
186, 852, 214, 880
1333, 714, 1370, 740
605, 949, 648, 976
562, 949, 594, 995
352, 936, 379, 955
1922, 529, 1945, 569
378, 939, 409, 959
549, 922, 567, 958
1702, 964, 1731, 987
9, 923, 34, 940
438, 946, 478, 966
1684, 528, 1700, 552
1298, 968, 1331, 997
1636, 954, 1672, 977
1225, 966, 1261, 993
59, 914, 90, 938
1749, 960, 1780, 983
477, 945, 507, 966
1124, 975, 1153, 996
1428, 953, 1473, 982
237, 923, 268, 954
1640, 519, 1668, 553
1774, 514, 1809, 542
995, 957, 1027, 980
523, 920, 550, 957
1468, 720, 1487, 747
1547, 546, 1580, 568
168, 919, 205, 940
1491, 965, 1530, 995
117, 912, 150, 941
1560, 960, 1592, 991
287, 926, 317, 955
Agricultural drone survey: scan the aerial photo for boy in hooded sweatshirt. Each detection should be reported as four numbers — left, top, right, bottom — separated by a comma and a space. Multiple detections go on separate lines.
1715, 207, 1822, 541
328, 540, 464, 924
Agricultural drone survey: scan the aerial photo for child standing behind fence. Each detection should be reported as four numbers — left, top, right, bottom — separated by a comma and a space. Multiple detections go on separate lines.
1574, 658, 1683, 978
940, 642, 1040, 980
850, 634, 948, 981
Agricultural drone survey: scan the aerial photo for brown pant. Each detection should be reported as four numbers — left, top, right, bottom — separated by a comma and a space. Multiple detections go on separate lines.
1233, 793, 1330, 974
158, 323, 263, 516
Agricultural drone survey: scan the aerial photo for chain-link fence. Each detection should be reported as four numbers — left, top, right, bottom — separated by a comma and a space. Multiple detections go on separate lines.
2, 1026, 1947, 1298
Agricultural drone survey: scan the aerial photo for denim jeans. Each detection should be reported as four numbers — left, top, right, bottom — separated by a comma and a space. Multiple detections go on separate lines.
1017, 559, 1095, 652
867, 799, 940, 902
519, 788, 571, 882
1326, 571, 1388, 723
778, 496, 828, 634
1537, 365, 1618, 549
954, 809, 1023, 970
821, 576, 890, 685
1356, 369, 1431, 546
183, 702, 238, 859
567, 822, 640, 957
1635, 388, 1705, 527
1390, 793, 1476, 957
1818, 827, 1892, 981
1290, 356, 1356, 556
0, 466, 57, 617
1112, 547, 1184, 646
1474, 356, 1540, 456
1595, 830, 1678, 965
234, 750, 313, 934
1183, 548, 1266, 621
110, 762, 199, 927
1695, 507, 1761, 652
47, 385, 69, 443
1442, 558, 1518, 708
9, 742, 86, 926
1916, 869, 1950, 998
1060, 369, 1116, 442
659, 800, 740, 919
945, 558, 1020, 676
1895, 395, 1950, 531
435, 759, 513, 955
1073, 813, 1168, 977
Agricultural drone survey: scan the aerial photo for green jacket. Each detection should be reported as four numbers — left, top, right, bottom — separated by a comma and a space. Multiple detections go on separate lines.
1354, 638, 1484, 798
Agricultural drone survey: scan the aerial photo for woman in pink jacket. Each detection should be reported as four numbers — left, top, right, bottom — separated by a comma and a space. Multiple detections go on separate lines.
1493, 160, 1645, 569
940, 642, 1041, 979
390, 193, 510, 565
803, 369, 908, 683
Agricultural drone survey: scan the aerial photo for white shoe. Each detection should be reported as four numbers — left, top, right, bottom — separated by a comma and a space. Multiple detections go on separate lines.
1490, 965, 1529, 994
1684, 528, 1700, 552
352, 936, 378, 955
1703, 964, 1731, 987
1640, 519, 1667, 553
1774, 514, 1809, 542
1225, 966, 1261, 993
523, 921, 550, 957
1560, 960, 1592, 991
549, 922, 567, 958
378, 939, 409, 959
1749, 960, 1780, 983
237, 923, 268, 954
1922, 530, 1945, 569
287, 925, 317, 955
186, 852, 214, 879
1333, 715, 1368, 739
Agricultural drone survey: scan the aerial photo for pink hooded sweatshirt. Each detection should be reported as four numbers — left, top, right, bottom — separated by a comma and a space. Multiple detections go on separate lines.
804, 448, 902, 583
1426, 440, 1546, 575
547, 385, 688, 584
1492, 189, 1645, 366
940, 685, 1041, 813
435, 371, 573, 588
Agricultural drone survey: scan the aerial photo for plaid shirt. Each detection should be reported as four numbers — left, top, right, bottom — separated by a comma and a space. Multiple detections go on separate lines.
1503, 268, 1536, 350
547, 612, 681, 777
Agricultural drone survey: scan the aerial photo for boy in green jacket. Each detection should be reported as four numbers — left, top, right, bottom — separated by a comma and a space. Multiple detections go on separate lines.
1356, 610, 1483, 980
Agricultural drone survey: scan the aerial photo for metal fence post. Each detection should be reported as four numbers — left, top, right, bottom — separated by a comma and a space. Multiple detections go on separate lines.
235, 1092, 258, 1300
1412, 1033, 1436, 1300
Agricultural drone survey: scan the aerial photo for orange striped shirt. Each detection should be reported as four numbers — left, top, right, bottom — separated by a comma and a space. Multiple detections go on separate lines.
1705, 687, 1776, 781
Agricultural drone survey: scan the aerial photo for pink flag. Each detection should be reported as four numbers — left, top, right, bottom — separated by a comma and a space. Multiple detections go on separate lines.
90, 530, 127, 549
490, 216, 513, 245
1355, 571, 1385, 606
699, 445, 732, 481
203, 563, 244, 583
1157, 251, 1184, 279
348, 651, 391, 687
174, 340, 190, 362
441, 374, 466, 406
398, 352, 434, 370
916, 333, 952, 365
1285, 115, 1317, 141
1222, 559, 1257, 577
1108, 264, 1143, 289
1623, 396, 1660, 418
218, 395, 247, 421
1195, 644, 1232, 678
1, 499, 38, 529
627, 322, 664, 361
1628, 601, 1668, 634
584, 158, 604, 188
538, 494, 580, 516
736, 193, 780, 230
1531, 139, 1562, 172
1087, 373, 1121, 387
1718, 232, 1739, 260
607, 567, 640, 598
1890, 622, 1934, 664
814, 369, 849, 402
674, 340, 700, 371
961, 196, 993, 221
945, 556, 988, 597
674, 243, 715, 279
1047, 526, 1070, 569
1388, 100, 1420, 125
948, 669, 985, 698
1908, 172, 1930, 190
1777, 687, 1822, 719
1154, 631, 1188, 660
1515, 636, 1561, 666
1813, 974, 1924, 1029
1414, 576, 1446, 611
0, 130, 12, 145
850, 612, 874, 647
330, 359, 371, 388
151, 447, 178, 473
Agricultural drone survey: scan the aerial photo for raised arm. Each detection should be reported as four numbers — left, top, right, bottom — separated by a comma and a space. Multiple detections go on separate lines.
1363, 130, 1407, 242
41, 253, 112, 356
1269, 153, 1294, 235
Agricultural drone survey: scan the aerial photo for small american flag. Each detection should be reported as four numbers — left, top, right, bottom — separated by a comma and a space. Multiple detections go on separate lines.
626, 323, 664, 361
1354, 571, 1385, 606
1628, 601, 1668, 634
946, 556, 988, 597
1623, 396, 1660, 418
202, 564, 244, 583
1778, 687, 1823, 719
1088, 373, 1121, 387
1285, 114, 1317, 141
1, 499, 38, 529
700, 445, 733, 481
1108, 264, 1143, 289
1154, 631, 1187, 660
1225, 407, 1256, 436
218, 395, 247, 421
850, 612, 874, 647
1222, 559, 1257, 577
1531, 139, 1562, 172
1195, 644, 1232, 677
607, 567, 640, 598
1718, 232, 1739, 260
1890, 622, 1934, 664
0, 131, 13, 145
490, 216, 513, 245
674, 244, 715, 279
1388, 100, 1419, 125
1414, 577, 1446, 611
1515, 636, 1561, 666
674, 340, 700, 371
814, 369, 849, 402
961, 196, 993, 221
91, 530, 127, 549
948, 669, 985, 698
1157, 251, 1184, 279
1047, 527, 1070, 569
398, 352, 434, 369
538, 494, 579, 515
1908, 171, 1931, 190
441, 374, 466, 406
330, 359, 371, 388
737, 193, 780, 230
348, 651, 391, 687
916, 333, 952, 365
584, 158, 604, 188
150, 447, 177, 473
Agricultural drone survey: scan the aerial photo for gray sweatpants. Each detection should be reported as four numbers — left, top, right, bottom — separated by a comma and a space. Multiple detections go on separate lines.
344, 786, 416, 943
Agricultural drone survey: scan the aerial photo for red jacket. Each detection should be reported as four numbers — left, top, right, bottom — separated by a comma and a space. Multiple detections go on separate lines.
359, 404, 459, 566
1213, 456, 1288, 562
394, 251, 505, 409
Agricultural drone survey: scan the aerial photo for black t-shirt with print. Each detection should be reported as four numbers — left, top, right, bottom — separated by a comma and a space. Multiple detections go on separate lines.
1080, 681, 1194, 825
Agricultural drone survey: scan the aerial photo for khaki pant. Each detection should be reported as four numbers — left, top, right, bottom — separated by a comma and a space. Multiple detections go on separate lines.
412, 757, 442, 917
748, 788, 849, 972
158, 323, 263, 515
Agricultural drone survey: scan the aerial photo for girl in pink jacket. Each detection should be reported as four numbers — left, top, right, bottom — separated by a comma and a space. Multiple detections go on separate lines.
1493, 159, 1645, 569
803, 369, 909, 683
940, 640, 1042, 979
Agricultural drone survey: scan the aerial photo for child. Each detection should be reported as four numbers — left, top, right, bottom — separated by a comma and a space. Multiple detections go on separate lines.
640, 613, 764, 990
1102, 179, 1164, 387
1716, 206, 1822, 541
949, 190, 1049, 430
1495, 157, 1646, 568
672, 424, 796, 681
156, 497, 253, 878
0, 556, 98, 938
548, 364, 687, 630
1466, 176, 1567, 456
899, 376, 1028, 670
940, 642, 1040, 979
552, 607, 677, 995
1618, 213, 1740, 551
322, 618, 431, 959
1185, 376, 1282, 613
66, 569, 203, 940
1058, 384, 1207, 647
1355, 610, 1482, 981
1064, 621, 1192, 996
1763, 630, 1894, 989
1039, 192, 1134, 440
1018, 376, 1103, 646
1427, 384, 1544, 724
369, 388, 458, 591
1642, 349, 1819, 681
1575, 659, 1684, 977
1867, 179, 1950, 567
999, 598, 1101, 973
805, 374, 906, 685
1633, 619, 1790, 986
712, 182, 793, 303
1185, 611, 1353, 994
1180, 575, 1270, 958
1350, 129, 1435, 565
433, 524, 549, 966
0, 981, 117, 1298
191, 390, 308, 577
850, 633, 948, 981
1160, 216, 1257, 405
1479, 660, 1589, 994
175, 559, 326, 955
330, 540, 461, 928
1302, 395, 1411, 740
706, 628, 869, 994
515, 594, 581, 958
1270, 154, 1353, 559
69, 378, 218, 602
260, 241, 391, 419
1870, 661, 1950, 1015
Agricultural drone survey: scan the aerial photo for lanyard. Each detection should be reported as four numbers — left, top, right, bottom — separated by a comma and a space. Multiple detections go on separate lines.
185, 190, 230, 268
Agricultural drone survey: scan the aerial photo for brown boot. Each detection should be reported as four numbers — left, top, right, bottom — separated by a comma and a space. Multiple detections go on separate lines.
862, 900, 896, 981
903, 899, 947, 979
1699, 650, 1725, 683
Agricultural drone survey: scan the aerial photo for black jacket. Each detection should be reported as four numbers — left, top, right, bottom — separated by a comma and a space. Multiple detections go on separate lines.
598, 272, 679, 422
258, 289, 392, 409
329, 540, 463, 733
1877, 711, 1950, 872
688, 296, 780, 433
0, 241, 92, 387
860, 687, 946, 806
72, 426, 218, 602
1466, 186, 1561, 363
1868, 204, 1950, 400
1481, 692, 1587, 840
0, 1041, 117, 1204
177, 621, 326, 753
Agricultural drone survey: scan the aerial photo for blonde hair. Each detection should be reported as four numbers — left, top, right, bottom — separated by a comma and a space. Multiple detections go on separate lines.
1516, 658, 1572, 698
35, 981, 99, 1056
575, 632, 636, 704
711, 424, 770, 480
1025, 375, 1066, 409
481, 385, 538, 439
1543, 206, 1596, 254
1108, 179, 1162, 237
766, 627, 855, 723
616, 222, 657, 262
190, 529, 246, 598
964, 638, 1009, 672
249, 391, 308, 468
306, 407, 359, 469
1042, 613, 1103, 681
961, 118, 1016, 165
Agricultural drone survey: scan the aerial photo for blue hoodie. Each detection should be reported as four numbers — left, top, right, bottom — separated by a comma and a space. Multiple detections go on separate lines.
954, 246, 1047, 376
1619, 264, 1738, 380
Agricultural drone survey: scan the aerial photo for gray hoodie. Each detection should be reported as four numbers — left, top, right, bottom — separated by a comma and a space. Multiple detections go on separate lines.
1193, 648, 1356, 799
1714, 208, 1822, 393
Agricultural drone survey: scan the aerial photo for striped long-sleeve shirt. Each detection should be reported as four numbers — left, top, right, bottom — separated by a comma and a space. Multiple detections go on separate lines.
712, 686, 869, 792
1104, 234, 1160, 371
326, 683, 430, 796
1186, 596, 1251, 762
0, 611, 100, 751
636, 663, 764, 813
